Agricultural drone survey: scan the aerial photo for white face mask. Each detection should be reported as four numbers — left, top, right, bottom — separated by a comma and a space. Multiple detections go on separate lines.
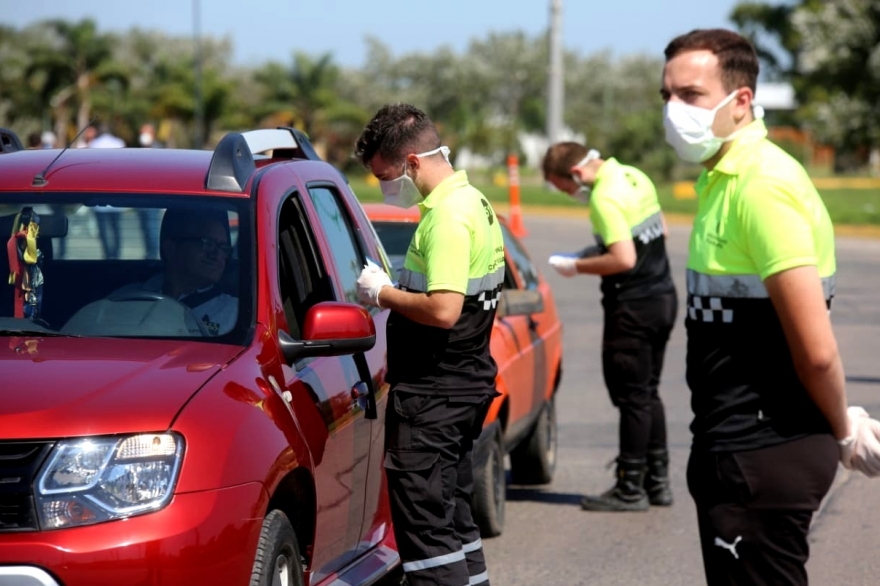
379, 146, 451, 208
663, 90, 742, 163
570, 149, 601, 203
139, 132, 154, 147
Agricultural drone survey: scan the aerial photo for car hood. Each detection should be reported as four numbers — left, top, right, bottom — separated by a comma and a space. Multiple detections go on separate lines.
0, 336, 243, 439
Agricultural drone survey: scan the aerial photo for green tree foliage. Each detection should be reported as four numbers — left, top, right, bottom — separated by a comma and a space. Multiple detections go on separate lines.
564, 52, 677, 180
23, 19, 128, 143
732, 0, 880, 167
0, 18, 689, 178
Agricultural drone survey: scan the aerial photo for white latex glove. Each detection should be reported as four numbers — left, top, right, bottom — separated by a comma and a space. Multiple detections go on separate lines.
849, 415, 880, 477
357, 264, 392, 308
839, 406, 869, 469
548, 254, 578, 277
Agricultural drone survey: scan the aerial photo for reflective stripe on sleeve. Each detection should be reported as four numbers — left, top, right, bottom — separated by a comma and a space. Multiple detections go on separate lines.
398, 266, 505, 295
687, 268, 835, 299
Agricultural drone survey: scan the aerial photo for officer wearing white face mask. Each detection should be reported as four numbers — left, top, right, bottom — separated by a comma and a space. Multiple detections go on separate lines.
542, 142, 678, 512
354, 103, 504, 586
378, 145, 451, 208
661, 28, 880, 586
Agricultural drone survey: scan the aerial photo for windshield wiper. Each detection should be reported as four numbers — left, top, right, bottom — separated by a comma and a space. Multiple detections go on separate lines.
0, 329, 80, 338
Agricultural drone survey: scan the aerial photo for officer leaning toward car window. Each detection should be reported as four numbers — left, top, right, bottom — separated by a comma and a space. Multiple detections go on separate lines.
542, 142, 678, 512
661, 28, 880, 586
354, 103, 504, 586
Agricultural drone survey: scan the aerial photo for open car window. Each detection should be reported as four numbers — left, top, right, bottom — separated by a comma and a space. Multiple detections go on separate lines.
371, 220, 417, 281
1, 195, 252, 343
500, 222, 539, 290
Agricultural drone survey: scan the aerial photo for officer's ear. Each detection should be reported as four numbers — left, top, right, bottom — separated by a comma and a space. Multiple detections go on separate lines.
733, 87, 755, 123
404, 153, 420, 172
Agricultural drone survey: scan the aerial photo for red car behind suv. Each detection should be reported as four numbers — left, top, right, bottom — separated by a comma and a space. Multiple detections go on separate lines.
0, 127, 397, 586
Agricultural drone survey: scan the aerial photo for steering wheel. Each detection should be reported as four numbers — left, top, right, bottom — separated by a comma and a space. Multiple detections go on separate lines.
107, 289, 212, 336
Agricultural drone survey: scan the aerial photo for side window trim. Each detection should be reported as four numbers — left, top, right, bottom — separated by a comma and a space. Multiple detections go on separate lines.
276, 190, 332, 339
305, 183, 364, 305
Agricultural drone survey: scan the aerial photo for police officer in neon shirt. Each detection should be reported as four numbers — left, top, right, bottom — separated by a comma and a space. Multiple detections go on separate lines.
543, 143, 678, 512
661, 27, 880, 585
354, 103, 504, 586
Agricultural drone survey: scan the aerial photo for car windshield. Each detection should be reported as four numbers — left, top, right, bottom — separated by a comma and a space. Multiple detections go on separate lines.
371, 221, 417, 279
1, 194, 252, 343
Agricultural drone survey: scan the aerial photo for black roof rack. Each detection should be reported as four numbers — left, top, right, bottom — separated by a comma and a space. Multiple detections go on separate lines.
0, 128, 24, 153
205, 126, 323, 193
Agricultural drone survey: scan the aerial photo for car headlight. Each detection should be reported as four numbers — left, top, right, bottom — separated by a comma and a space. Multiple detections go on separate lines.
34, 433, 184, 530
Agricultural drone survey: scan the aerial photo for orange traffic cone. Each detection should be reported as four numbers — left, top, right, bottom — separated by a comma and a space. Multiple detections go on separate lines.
507, 153, 528, 238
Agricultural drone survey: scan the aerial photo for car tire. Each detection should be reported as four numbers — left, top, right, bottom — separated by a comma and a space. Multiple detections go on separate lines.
250, 510, 305, 586
509, 396, 557, 485
472, 423, 505, 538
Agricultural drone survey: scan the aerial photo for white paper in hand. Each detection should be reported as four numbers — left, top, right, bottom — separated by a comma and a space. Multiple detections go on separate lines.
365, 257, 382, 272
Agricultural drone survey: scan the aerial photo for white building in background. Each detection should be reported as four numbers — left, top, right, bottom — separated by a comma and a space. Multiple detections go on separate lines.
754, 81, 796, 111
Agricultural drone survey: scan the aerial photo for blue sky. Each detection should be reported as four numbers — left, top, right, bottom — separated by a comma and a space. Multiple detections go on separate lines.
1, 0, 742, 68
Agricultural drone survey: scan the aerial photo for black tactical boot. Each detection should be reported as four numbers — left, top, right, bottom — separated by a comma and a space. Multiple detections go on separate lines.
580, 457, 650, 512
644, 449, 673, 506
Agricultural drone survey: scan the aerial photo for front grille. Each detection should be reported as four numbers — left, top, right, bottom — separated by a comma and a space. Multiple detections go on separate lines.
0, 441, 54, 532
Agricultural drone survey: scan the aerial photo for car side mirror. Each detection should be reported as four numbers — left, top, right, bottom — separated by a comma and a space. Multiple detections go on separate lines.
278, 302, 376, 363
496, 289, 544, 318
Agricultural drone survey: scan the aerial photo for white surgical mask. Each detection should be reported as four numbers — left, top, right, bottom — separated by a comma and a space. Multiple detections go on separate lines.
570, 149, 601, 203
139, 132, 154, 147
379, 146, 451, 208
663, 90, 749, 163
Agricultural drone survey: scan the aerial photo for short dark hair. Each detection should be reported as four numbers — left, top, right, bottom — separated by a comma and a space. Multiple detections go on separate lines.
27, 132, 41, 149
542, 142, 588, 180
354, 103, 440, 166
663, 28, 759, 94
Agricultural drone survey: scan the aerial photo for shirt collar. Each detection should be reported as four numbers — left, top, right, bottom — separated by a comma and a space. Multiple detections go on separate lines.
712, 118, 768, 176
419, 170, 469, 211
593, 157, 621, 185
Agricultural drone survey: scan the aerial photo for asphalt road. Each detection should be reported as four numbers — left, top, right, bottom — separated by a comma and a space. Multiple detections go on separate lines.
477, 213, 880, 586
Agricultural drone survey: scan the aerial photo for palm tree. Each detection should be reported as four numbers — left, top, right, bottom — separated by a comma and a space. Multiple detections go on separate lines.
25, 19, 128, 143
254, 52, 369, 163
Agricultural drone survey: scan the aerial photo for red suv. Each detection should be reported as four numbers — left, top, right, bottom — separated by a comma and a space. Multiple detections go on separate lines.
0, 128, 399, 585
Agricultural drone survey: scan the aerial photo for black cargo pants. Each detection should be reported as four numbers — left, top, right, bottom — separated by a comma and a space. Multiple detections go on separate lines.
687, 434, 839, 585
602, 290, 678, 460
384, 388, 494, 586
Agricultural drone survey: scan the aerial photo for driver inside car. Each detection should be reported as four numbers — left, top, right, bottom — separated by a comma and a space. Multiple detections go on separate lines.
138, 207, 238, 336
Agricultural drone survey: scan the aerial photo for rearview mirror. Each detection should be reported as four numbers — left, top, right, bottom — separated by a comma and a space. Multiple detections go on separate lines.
279, 301, 376, 363
497, 289, 544, 318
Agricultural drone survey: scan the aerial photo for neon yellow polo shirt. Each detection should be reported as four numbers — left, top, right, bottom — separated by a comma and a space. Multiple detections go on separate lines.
588, 158, 674, 300
685, 118, 836, 452
388, 170, 505, 395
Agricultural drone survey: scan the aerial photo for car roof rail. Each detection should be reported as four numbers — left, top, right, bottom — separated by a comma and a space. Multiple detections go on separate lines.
0, 128, 24, 153
205, 126, 322, 192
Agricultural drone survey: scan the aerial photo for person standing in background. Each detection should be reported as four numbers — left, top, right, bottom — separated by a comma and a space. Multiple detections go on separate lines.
136, 122, 163, 259
543, 142, 678, 512
88, 123, 126, 259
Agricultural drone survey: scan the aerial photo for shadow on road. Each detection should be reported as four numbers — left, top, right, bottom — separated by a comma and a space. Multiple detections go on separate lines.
505, 486, 583, 506
846, 375, 880, 385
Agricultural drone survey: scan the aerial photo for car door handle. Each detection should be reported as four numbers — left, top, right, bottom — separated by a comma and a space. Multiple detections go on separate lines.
351, 381, 378, 420
351, 382, 369, 400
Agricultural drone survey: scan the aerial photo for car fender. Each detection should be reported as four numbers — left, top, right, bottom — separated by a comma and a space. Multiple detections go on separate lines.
172, 329, 313, 494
